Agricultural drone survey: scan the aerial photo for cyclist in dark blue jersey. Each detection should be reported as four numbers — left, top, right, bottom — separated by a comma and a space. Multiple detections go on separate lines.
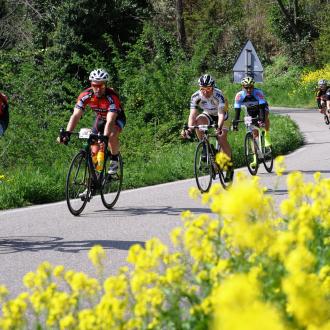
233, 76, 271, 168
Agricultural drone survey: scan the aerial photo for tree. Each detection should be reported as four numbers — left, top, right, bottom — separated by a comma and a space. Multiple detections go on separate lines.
175, 0, 186, 49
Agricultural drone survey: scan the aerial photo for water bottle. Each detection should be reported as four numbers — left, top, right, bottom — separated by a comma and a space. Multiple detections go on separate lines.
96, 149, 105, 172
92, 154, 98, 166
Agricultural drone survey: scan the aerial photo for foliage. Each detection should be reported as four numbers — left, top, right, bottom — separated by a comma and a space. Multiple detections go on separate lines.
268, 0, 326, 65
0, 167, 329, 329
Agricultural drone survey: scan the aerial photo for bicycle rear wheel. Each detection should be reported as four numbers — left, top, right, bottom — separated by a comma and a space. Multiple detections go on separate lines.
66, 151, 91, 216
194, 141, 212, 192
101, 153, 123, 209
244, 132, 259, 175
261, 132, 273, 173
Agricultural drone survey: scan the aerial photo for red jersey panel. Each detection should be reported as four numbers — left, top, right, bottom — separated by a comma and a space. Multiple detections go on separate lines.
75, 87, 122, 119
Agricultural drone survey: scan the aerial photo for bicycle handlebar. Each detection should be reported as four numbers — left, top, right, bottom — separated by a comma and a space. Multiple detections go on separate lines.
59, 128, 109, 144
184, 124, 219, 130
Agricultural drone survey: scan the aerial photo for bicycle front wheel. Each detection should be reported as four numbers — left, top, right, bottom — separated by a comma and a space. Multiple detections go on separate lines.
194, 141, 212, 192
261, 132, 273, 173
66, 151, 91, 216
244, 132, 259, 176
101, 153, 123, 209
218, 166, 234, 189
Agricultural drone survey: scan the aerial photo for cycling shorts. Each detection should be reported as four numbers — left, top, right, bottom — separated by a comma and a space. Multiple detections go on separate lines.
197, 112, 230, 130
92, 115, 126, 134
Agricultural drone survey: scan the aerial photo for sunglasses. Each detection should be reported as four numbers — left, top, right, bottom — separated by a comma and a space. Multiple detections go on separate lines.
91, 83, 106, 88
200, 86, 213, 92
243, 85, 254, 89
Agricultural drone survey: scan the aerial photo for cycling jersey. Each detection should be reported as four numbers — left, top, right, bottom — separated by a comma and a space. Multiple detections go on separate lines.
316, 87, 330, 109
190, 88, 227, 116
234, 88, 267, 125
75, 87, 125, 118
234, 88, 267, 110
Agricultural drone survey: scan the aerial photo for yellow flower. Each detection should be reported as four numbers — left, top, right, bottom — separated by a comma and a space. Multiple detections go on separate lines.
53, 265, 65, 279
88, 245, 107, 269
274, 155, 286, 176
0, 285, 8, 302
60, 314, 76, 330
215, 151, 232, 171
212, 273, 285, 330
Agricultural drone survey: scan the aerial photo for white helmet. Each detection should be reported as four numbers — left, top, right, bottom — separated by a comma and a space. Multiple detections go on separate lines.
89, 68, 109, 82
318, 79, 327, 87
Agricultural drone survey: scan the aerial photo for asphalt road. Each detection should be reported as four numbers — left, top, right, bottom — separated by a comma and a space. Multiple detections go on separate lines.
0, 107, 329, 298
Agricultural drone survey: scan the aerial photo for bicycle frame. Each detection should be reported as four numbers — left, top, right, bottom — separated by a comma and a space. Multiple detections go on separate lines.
77, 129, 109, 189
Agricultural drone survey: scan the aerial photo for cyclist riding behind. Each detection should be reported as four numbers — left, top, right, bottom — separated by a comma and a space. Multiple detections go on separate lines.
181, 74, 233, 181
0, 92, 9, 137
315, 79, 330, 117
232, 76, 270, 168
58, 68, 126, 175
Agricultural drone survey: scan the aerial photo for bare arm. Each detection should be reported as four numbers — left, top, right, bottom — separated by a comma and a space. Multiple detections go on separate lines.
218, 97, 228, 130
104, 111, 118, 137
66, 107, 84, 132
188, 108, 199, 127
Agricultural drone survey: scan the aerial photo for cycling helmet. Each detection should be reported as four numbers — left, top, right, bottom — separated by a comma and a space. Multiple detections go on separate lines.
241, 76, 255, 86
198, 74, 215, 87
318, 79, 327, 86
89, 68, 109, 82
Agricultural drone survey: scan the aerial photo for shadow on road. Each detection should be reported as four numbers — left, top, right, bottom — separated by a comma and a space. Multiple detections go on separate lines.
0, 236, 145, 254
305, 141, 330, 146
93, 206, 212, 217
280, 170, 330, 175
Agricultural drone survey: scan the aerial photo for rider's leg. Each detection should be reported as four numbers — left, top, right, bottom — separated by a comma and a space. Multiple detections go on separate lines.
218, 129, 231, 159
250, 129, 259, 168
265, 111, 271, 147
218, 128, 233, 181
195, 115, 209, 161
195, 114, 209, 140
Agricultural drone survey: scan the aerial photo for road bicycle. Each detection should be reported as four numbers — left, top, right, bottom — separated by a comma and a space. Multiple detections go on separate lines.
60, 128, 123, 216
185, 124, 233, 192
235, 116, 273, 176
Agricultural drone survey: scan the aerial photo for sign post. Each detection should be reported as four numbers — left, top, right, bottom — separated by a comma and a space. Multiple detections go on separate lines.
232, 40, 263, 83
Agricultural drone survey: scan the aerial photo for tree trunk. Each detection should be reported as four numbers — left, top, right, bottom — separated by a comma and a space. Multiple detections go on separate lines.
276, 0, 300, 41
176, 0, 186, 49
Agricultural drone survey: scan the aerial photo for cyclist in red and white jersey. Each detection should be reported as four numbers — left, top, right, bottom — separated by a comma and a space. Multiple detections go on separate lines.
59, 68, 126, 174
0, 92, 9, 137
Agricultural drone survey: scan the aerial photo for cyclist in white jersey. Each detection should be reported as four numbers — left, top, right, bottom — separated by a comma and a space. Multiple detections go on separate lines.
181, 74, 233, 179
